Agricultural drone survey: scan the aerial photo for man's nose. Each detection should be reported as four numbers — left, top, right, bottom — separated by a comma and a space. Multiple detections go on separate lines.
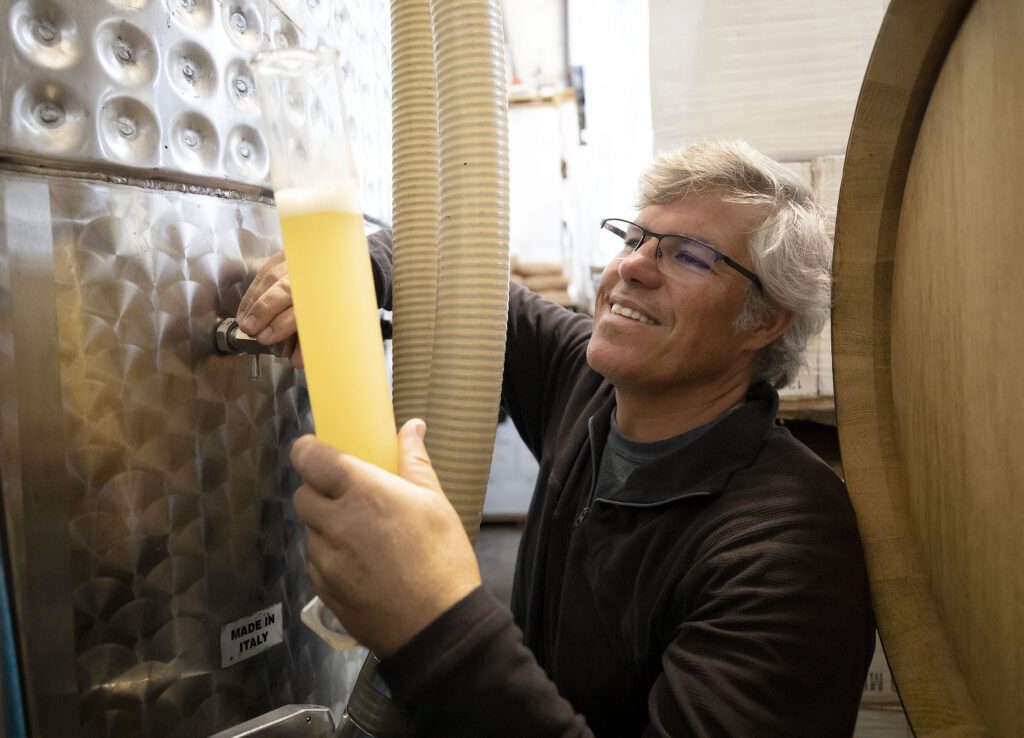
618, 237, 661, 285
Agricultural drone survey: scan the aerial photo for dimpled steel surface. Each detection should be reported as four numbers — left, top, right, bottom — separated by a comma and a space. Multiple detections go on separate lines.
0, 1, 391, 734
0, 0, 393, 222
1, 171, 367, 737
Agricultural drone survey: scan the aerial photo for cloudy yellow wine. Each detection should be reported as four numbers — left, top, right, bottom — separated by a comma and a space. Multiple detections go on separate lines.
276, 187, 397, 474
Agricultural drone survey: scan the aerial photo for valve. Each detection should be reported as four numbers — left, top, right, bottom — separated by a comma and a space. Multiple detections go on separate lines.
214, 317, 298, 379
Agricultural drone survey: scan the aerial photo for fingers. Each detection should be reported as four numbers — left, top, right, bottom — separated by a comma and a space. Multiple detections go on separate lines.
291, 436, 355, 500
254, 306, 297, 346
397, 419, 444, 495
305, 550, 329, 602
238, 280, 293, 338
235, 253, 288, 325
292, 482, 335, 537
304, 539, 348, 617
237, 252, 286, 320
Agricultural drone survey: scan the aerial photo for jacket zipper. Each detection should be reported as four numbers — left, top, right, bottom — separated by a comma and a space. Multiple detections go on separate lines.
575, 416, 601, 526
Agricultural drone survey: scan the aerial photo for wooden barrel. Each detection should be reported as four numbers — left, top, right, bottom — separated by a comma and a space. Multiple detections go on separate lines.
834, 0, 1023, 735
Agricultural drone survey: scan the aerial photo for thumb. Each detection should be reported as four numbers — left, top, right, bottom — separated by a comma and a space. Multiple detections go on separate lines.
397, 419, 443, 495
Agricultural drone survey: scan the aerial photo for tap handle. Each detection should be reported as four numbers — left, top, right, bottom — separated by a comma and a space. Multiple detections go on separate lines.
215, 317, 297, 359
248, 354, 261, 379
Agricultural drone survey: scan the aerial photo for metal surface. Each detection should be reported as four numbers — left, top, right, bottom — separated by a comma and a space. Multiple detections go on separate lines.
205, 704, 335, 738
0, 0, 393, 223
0, 176, 78, 737
0, 1, 393, 734
0, 171, 366, 737
334, 714, 375, 738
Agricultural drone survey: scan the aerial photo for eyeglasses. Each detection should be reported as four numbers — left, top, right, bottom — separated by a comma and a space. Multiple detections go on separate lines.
598, 218, 763, 290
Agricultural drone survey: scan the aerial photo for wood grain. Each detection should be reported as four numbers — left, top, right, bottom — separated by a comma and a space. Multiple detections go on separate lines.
892, 0, 1024, 733
831, 0, 1014, 735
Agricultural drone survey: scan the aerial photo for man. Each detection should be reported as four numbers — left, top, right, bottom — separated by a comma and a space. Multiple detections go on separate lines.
237, 141, 875, 736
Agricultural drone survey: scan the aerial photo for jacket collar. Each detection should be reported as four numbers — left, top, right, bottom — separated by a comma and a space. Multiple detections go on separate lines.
589, 381, 779, 507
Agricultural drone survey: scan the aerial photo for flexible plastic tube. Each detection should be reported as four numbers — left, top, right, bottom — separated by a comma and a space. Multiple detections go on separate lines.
425, 0, 509, 541
390, 0, 440, 429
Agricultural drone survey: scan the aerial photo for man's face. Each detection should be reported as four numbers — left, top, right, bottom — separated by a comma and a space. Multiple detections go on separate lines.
586, 195, 767, 394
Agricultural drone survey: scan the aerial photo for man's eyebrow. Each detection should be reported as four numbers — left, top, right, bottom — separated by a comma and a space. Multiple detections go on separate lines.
633, 221, 721, 249
668, 230, 721, 249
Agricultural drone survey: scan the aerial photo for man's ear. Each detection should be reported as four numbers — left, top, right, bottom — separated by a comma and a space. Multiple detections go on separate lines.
742, 308, 794, 352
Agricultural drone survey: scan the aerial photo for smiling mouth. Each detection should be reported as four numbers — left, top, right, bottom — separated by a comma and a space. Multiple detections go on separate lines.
610, 303, 658, 326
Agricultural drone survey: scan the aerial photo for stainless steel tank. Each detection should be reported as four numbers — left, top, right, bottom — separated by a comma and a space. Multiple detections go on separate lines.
0, 1, 393, 736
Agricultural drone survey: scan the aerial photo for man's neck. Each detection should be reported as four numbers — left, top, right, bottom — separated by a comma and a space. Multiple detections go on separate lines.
613, 376, 752, 443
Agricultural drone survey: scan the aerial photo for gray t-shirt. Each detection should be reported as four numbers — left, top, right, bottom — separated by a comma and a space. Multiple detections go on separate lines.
593, 410, 721, 501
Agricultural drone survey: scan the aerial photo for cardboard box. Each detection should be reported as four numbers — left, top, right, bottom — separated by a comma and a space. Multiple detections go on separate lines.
812, 154, 845, 216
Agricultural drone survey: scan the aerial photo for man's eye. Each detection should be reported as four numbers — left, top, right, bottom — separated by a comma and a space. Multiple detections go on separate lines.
675, 250, 713, 271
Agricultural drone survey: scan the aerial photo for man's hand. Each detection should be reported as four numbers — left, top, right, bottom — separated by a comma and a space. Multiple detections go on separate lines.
236, 251, 303, 367
291, 419, 482, 657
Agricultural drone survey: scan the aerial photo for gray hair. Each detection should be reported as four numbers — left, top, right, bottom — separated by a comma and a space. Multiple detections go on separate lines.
637, 140, 832, 389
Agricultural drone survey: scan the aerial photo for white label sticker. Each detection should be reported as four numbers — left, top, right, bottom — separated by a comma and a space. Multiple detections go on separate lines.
220, 603, 283, 668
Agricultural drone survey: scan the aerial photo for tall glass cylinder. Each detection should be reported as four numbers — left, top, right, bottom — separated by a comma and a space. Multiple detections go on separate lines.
252, 48, 397, 475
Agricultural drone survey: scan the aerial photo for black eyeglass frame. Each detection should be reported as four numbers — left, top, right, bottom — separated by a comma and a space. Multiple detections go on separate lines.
600, 218, 763, 290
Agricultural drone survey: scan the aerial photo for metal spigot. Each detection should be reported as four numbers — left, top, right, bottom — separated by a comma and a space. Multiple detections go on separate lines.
214, 317, 298, 379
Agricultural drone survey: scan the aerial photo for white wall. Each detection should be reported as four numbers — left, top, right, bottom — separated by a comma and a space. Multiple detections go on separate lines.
649, 0, 888, 160
508, 104, 567, 264
566, 0, 653, 307
502, 0, 566, 89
